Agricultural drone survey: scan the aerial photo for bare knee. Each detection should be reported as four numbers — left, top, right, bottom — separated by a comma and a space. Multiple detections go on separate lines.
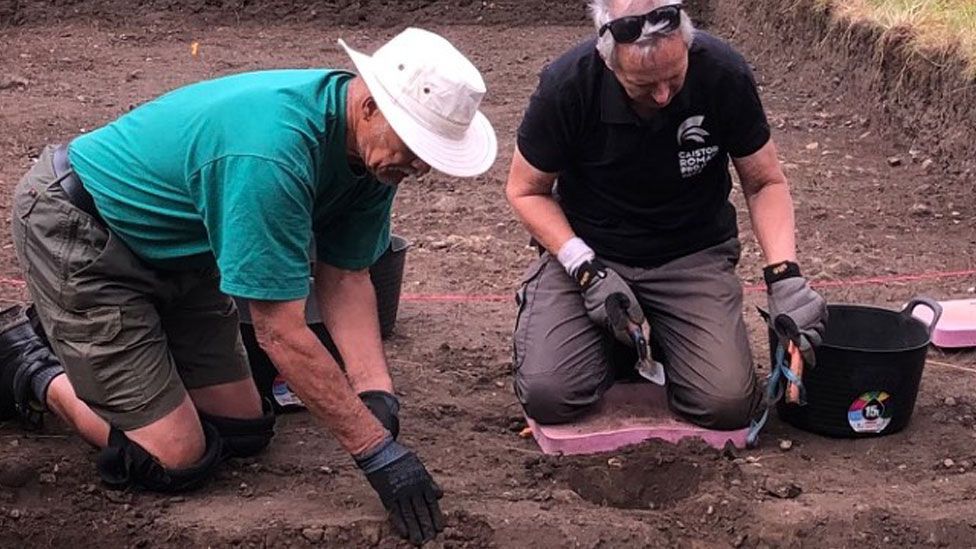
127, 397, 207, 469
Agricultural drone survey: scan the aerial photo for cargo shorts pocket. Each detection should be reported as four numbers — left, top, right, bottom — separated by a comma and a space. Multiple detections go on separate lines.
47, 305, 125, 405
61, 211, 112, 281
512, 255, 550, 372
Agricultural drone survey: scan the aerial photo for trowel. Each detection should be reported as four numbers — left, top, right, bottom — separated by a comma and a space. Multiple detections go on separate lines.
606, 293, 666, 386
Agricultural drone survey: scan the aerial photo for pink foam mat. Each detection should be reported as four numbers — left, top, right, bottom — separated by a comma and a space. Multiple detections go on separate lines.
526, 382, 749, 455
912, 299, 976, 349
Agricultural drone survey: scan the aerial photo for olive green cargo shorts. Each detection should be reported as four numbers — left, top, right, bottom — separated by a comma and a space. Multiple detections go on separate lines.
11, 146, 252, 431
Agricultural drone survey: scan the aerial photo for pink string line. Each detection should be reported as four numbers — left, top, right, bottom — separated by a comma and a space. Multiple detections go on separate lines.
1, 269, 973, 303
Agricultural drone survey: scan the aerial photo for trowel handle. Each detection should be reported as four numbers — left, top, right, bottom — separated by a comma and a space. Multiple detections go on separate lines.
786, 341, 804, 404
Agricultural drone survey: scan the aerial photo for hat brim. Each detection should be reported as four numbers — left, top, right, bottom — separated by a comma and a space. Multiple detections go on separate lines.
340, 39, 498, 178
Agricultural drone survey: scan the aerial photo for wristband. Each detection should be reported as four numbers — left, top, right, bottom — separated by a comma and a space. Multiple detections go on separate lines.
763, 260, 802, 286
556, 237, 595, 278
353, 436, 409, 474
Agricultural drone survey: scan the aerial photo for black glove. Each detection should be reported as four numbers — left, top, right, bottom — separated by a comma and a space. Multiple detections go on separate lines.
765, 261, 827, 364
356, 437, 444, 545
575, 259, 645, 346
360, 390, 400, 440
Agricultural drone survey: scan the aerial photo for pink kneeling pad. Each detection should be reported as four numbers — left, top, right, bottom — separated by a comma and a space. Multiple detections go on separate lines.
525, 382, 749, 455
912, 298, 976, 349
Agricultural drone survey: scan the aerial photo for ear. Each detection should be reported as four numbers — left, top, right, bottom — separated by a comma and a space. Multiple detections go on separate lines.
361, 95, 381, 121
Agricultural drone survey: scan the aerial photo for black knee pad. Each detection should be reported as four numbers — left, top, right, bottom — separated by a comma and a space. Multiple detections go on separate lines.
200, 399, 276, 459
96, 422, 222, 493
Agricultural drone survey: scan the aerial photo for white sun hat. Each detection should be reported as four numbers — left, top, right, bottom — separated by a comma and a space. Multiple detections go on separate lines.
339, 28, 498, 178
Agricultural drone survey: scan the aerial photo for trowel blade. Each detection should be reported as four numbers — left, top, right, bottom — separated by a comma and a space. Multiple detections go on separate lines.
637, 359, 666, 386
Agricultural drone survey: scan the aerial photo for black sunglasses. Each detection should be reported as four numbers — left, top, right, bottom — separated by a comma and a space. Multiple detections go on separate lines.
598, 3, 684, 44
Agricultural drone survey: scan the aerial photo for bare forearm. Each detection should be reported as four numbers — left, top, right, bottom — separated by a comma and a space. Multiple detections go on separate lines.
508, 193, 576, 255
264, 326, 387, 455
505, 147, 576, 256
745, 181, 797, 265
316, 266, 393, 394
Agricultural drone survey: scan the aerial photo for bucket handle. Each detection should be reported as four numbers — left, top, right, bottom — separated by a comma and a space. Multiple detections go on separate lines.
901, 296, 943, 337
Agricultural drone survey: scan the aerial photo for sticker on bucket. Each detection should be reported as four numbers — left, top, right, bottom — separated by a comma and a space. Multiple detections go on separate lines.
272, 375, 306, 409
848, 391, 892, 433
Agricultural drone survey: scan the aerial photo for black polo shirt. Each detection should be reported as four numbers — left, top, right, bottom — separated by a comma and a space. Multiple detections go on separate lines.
517, 31, 770, 267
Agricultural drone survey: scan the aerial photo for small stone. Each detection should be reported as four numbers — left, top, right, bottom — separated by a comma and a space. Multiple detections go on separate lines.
828, 258, 858, 277
607, 457, 623, 468
551, 489, 581, 504
38, 473, 56, 484
431, 196, 460, 213
943, 458, 955, 469
766, 481, 802, 499
921, 158, 935, 171
733, 534, 748, 548
779, 439, 794, 452
317, 466, 334, 475
805, 142, 819, 151
945, 397, 958, 407
301, 528, 325, 542
706, 505, 715, 515
910, 203, 932, 217
0, 76, 29, 90
9, 509, 21, 519
360, 523, 382, 545
887, 156, 903, 167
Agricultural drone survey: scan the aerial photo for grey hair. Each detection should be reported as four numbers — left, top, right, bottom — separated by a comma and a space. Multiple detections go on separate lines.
588, 0, 695, 69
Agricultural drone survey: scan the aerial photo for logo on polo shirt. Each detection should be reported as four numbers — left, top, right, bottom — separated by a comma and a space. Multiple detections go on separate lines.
677, 116, 710, 145
677, 115, 719, 178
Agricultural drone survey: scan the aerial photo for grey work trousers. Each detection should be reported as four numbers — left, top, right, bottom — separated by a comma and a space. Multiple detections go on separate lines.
512, 238, 761, 430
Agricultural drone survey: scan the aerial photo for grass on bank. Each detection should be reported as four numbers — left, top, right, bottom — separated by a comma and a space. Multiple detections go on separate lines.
818, 0, 976, 76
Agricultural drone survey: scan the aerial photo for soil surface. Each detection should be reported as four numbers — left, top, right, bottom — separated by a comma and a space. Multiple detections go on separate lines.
2, 1, 976, 548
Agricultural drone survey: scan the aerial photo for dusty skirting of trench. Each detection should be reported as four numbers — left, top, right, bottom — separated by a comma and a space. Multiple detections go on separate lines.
710, 0, 976, 182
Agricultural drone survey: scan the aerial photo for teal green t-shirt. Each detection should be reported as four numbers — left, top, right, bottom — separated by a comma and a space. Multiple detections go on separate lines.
69, 70, 395, 301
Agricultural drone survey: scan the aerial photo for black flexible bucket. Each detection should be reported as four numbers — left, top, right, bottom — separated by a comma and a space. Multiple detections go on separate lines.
371, 235, 410, 339
772, 297, 942, 438
235, 235, 409, 411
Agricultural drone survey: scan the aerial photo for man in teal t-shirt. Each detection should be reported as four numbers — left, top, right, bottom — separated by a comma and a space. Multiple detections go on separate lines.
3, 28, 496, 546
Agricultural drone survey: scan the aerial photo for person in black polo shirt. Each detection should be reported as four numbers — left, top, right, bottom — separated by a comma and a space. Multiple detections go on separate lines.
506, 0, 827, 430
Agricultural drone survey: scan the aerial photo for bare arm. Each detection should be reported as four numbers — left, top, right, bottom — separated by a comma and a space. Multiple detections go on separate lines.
249, 299, 387, 456
313, 262, 393, 394
505, 146, 574, 255
733, 139, 797, 265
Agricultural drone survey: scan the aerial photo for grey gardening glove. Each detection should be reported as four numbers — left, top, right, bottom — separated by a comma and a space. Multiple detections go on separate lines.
764, 261, 827, 365
575, 259, 645, 347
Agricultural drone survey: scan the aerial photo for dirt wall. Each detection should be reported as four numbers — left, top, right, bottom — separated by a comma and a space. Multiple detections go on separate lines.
0, 0, 719, 28
714, 0, 976, 181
